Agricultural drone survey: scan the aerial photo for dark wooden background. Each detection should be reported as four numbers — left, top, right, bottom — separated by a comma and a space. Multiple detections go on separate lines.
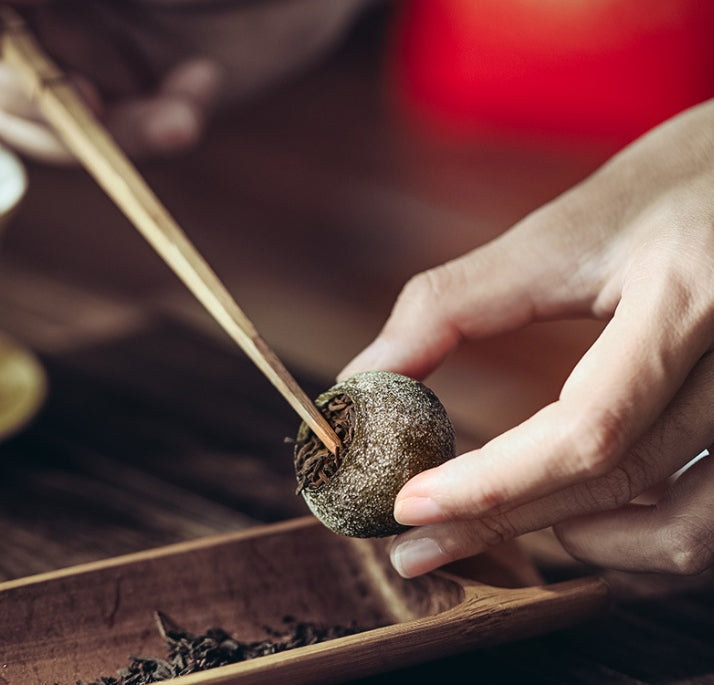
1, 5, 713, 683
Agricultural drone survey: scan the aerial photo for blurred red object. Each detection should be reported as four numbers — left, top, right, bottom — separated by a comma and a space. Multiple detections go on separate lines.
388, 0, 714, 146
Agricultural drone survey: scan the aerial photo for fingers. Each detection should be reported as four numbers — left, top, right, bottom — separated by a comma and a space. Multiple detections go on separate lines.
394, 256, 714, 525
555, 452, 714, 575
390, 350, 714, 577
0, 110, 73, 164
0, 63, 70, 163
338, 255, 481, 381
338, 201, 606, 381
161, 58, 223, 110
102, 57, 222, 159
0, 59, 108, 163
0, 63, 38, 120
0, 57, 222, 163
105, 98, 200, 159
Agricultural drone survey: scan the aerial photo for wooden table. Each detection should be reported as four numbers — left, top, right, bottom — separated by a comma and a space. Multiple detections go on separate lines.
1, 5, 713, 683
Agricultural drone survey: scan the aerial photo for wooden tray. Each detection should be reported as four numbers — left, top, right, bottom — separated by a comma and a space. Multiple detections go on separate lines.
0, 516, 609, 685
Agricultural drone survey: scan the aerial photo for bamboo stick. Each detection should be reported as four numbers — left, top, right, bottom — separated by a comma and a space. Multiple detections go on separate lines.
0, 7, 341, 454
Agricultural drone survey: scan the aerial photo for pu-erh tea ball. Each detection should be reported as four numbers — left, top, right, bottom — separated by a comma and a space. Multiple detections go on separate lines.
293, 370, 455, 538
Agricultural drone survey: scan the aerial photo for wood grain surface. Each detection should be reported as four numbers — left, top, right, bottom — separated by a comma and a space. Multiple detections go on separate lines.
1, 5, 713, 684
0, 517, 609, 685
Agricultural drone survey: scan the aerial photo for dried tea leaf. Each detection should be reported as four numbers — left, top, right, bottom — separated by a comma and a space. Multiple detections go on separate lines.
75, 612, 364, 685
294, 371, 455, 538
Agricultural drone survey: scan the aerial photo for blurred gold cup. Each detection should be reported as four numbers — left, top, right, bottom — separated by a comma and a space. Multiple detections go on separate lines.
0, 143, 47, 441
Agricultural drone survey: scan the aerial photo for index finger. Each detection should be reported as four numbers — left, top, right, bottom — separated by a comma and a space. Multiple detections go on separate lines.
338, 203, 607, 382
395, 264, 713, 525
390, 347, 714, 578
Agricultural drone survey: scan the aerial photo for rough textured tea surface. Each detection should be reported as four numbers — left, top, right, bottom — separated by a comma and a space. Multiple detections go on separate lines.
294, 370, 455, 537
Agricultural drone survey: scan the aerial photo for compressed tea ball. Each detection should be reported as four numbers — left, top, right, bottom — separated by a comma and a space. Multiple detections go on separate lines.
293, 370, 455, 538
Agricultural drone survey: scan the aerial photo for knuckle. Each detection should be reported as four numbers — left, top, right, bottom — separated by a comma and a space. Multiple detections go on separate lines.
400, 265, 454, 309
567, 407, 629, 478
400, 257, 475, 308
576, 466, 636, 512
586, 451, 649, 510
461, 515, 518, 550
394, 271, 439, 319
659, 519, 714, 575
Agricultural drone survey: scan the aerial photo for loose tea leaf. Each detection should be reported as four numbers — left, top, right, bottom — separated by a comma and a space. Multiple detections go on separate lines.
75, 611, 364, 685
294, 394, 355, 493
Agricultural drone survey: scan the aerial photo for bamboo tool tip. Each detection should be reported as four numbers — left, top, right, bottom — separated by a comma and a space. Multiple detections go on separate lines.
307, 409, 341, 456
321, 430, 341, 456
293, 371, 455, 538
4, 13, 343, 457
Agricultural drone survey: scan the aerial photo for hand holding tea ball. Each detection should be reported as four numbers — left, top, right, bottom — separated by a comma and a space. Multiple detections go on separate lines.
293, 371, 455, 538
338, 99, 714, 581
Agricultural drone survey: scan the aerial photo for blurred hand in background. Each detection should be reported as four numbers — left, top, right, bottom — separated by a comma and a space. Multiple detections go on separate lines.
0, 0, 376, 163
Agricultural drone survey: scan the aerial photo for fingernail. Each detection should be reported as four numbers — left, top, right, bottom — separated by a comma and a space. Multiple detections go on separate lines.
337, 338, 395, 381
394, 496, 444, 525
390, 537, 447, 578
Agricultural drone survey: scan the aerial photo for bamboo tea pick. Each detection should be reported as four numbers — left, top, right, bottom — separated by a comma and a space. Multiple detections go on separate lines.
0, 7, 341, 455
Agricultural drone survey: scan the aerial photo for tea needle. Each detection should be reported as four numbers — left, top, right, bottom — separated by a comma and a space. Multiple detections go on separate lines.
0, 7, 341, 455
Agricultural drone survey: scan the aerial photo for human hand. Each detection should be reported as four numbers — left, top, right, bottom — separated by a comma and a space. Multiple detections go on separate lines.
0, 1, 222, 164
339, 98, 714, 580
0, 0, 375, 165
